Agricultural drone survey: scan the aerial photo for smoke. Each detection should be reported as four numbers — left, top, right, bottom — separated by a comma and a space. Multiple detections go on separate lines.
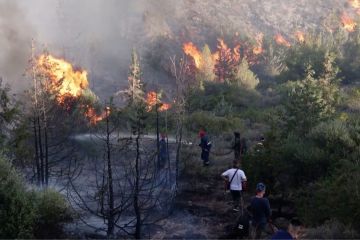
0, 0, 34, 91
0, 0, 180, 97
0, 0, 348, 96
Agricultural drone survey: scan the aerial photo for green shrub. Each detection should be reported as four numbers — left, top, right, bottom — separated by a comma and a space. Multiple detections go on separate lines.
233, 58, 260, 90
0, 155, 72, 238
185, 111, 245, 135
0, 155, 36, 238
33, 189, 73, 238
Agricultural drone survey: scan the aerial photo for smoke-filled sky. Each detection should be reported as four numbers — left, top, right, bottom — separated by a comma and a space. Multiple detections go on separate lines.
0, 0, 173, 95
0, 0, 351, 97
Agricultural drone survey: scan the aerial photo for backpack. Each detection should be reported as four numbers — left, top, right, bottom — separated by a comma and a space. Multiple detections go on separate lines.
234, 210, 250, 238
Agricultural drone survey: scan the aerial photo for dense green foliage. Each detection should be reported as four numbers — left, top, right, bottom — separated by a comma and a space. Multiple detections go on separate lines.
0, 155, 72, 238
183, 31, 360, 235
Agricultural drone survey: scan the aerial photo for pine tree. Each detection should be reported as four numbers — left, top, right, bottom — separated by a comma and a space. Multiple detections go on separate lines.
126, 49, 145, 105
196, 44, 216, 89
234, 58, 260, 90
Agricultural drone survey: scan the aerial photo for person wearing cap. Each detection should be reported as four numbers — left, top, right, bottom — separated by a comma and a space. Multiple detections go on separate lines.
221, 161, 247, 211
250, 182, 272, 238
271, 218, 304, 240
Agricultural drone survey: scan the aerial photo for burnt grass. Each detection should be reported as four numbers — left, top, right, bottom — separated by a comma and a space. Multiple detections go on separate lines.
148, 160, 297, 239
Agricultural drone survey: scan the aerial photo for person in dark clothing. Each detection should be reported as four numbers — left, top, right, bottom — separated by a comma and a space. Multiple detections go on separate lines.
158, 133, 167, 169
233, 132, 241, 162
250, 182, 271, 239
199, 129, 211, 166
271, 218, 304, 240
240, 137, 247, 155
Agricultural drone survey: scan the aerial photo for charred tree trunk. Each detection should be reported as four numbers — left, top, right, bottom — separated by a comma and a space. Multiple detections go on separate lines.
175, 122, 183, 190
43, 107, 49, 186
134, 125, 141, 239
33, 118, 41, 185
37, 116, 45, 186
156, 100, 160, 169
44, 125, 49, 185
106, 114, 115, 237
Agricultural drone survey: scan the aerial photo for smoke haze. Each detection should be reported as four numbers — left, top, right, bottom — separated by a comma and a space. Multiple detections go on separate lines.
0, 0, 350, 97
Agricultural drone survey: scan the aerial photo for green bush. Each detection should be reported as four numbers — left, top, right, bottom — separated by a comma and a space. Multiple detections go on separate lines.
33, 189, 73, 238
185, 111, 245, 135
0, 155, 72, 238
0, 155, 36, 238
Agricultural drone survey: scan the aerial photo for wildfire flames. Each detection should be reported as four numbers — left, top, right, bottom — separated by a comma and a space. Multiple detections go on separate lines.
274, 34, 291, 47
341, 13, 357, 32
84, 106, 111, 125
349, 0, 360, 9
183, 42, 219, 69
37, 54, 88, 102
183, 42, 202, 68
295, 31, 305, 43
183, 39, 243, 71
36, 54, 107, 125
146, 91, 171, 112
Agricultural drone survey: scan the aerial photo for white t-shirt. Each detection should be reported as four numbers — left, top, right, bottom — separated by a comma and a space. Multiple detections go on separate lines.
221, 168, 247, 191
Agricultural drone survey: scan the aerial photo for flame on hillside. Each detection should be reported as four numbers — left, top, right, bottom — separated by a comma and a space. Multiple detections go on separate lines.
341, 13, 357, 32
146, 91, 171, 112
217, 39, 241, 62
349, 0, 360, 9
295, 31, 305, 43
159, 103, 171, 111
85, 106, 111, 125
36, 54, 107, 125
37, 54, 88, 103
183, 42, 219, 69
183, 42, 202, 68
274, 34, 291, 47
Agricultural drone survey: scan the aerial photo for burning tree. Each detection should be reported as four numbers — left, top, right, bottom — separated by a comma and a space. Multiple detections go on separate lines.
25, 44, 106, 187
214, 39, 240, 83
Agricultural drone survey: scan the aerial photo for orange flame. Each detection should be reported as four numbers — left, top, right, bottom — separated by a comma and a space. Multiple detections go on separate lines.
146, 91, 158, 112
295, 31, 305, 43
253, 33, 264, 55
37, 54, 88, 103
183, 42, 220, 70
146, 91, 171, 112
37, 54, 107, 125
349, 0, 360, 9
341, 13, 357, 32
217, 38, 241, 61
159, 103, 171, 112
183, 42, 202, 68
274, 34, 291, 47
84, 106, 111, 125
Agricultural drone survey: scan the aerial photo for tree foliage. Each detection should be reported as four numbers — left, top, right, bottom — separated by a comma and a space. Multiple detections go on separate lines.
233, 58, 260, 90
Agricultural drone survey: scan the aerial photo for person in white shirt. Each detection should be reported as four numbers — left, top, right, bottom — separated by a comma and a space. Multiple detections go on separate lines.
221, 161, 247, 211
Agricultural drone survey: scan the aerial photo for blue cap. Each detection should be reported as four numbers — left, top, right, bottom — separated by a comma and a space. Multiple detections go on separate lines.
256, 182, 266, 192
